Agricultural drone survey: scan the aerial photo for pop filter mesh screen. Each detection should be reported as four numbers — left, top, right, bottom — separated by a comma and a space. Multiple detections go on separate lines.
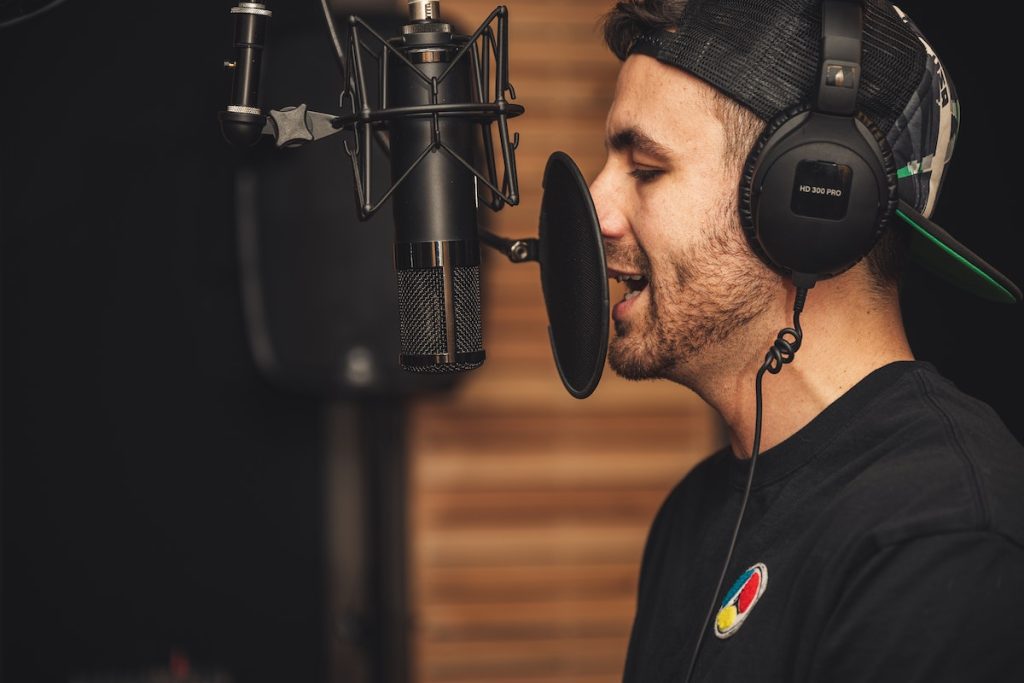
538, 152, 609, 398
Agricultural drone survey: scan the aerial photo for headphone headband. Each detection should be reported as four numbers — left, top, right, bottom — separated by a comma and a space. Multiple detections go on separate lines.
817, 0, 862, 115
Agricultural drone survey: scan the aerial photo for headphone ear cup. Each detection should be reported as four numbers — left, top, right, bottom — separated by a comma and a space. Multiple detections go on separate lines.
853, 109, 899, 235
739, 106, 898, 279
739, 104, 813, 272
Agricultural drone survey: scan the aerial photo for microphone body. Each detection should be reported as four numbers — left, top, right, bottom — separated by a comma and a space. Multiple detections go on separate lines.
390, 24, 485, 373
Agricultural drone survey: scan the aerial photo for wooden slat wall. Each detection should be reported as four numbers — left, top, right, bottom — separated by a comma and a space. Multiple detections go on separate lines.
408, 1, 722, 680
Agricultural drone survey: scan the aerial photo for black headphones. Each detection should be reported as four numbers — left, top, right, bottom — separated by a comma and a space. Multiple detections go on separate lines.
738, 0, 898, 288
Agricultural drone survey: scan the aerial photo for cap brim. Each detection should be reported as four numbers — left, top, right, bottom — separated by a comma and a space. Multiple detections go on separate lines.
896, 200, 1021, 304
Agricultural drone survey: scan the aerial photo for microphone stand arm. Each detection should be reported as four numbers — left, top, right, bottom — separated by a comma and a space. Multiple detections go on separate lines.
479, 230, 538, 263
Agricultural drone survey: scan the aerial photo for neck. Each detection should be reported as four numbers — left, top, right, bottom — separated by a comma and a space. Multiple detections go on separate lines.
687, 277, 913, 459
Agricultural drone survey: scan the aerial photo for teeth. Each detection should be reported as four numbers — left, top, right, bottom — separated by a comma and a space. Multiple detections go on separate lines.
623, 290, 642, 301
614, 274, 646, 282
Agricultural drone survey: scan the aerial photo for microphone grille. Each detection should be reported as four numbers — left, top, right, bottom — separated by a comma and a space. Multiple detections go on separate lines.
454, 266, 483, 352
397, 265, 484, 373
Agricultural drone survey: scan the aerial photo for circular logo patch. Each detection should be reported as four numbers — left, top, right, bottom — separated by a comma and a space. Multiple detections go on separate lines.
714, 562, 768, 639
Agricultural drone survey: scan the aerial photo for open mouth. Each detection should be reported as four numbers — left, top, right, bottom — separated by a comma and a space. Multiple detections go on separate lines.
608, 269, 650, 304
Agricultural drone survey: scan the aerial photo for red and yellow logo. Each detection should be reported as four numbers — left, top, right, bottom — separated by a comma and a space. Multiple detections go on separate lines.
714, 562, 768, 639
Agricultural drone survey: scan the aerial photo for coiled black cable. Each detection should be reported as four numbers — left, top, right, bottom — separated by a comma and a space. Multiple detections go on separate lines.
682, 286, 809, 683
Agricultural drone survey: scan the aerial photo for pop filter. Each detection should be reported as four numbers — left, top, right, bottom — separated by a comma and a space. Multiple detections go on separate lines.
538, 152, 609, 398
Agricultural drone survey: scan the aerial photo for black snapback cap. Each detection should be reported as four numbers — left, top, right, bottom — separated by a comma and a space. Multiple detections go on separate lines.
629, 0, 1021, 303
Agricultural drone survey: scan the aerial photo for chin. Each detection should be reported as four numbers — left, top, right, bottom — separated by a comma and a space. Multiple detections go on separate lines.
608, 333, 670, 381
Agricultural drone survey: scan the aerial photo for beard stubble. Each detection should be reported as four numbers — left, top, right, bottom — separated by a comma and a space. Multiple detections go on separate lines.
606, 202, 779, 382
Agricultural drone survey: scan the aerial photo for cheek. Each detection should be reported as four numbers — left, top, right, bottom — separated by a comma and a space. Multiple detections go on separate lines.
631, 175, 680, 232
635, 174, 724, 255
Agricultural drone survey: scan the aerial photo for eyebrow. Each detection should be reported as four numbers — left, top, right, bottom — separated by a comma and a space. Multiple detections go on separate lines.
607, 127, 674, 161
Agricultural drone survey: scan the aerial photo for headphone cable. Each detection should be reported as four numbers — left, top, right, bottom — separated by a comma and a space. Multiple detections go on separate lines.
682, 285, 810, 683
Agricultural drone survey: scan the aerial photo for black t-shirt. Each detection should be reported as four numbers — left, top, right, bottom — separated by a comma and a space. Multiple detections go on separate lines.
623, 361, 1024, 682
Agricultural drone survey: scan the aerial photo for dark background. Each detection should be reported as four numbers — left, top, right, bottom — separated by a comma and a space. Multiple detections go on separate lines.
0, 1, 417, 681
893, 2, 1024, 418
1, 1, 1021, 682
0, 2, 331, 681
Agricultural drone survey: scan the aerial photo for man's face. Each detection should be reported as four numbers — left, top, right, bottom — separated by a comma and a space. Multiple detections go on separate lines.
590, 55, 779, 383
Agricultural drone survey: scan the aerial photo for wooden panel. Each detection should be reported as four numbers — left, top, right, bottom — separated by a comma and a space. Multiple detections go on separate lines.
421, 636, 629, 681
408, 1, 722, 680
421, 564, 640, 603
423, 599, 636, 640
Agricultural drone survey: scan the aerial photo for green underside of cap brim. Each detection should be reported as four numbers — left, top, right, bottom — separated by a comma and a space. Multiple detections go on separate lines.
896, 207, 1020, 304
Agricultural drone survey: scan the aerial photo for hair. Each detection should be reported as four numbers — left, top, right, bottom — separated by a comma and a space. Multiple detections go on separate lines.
602, 0, 905, 293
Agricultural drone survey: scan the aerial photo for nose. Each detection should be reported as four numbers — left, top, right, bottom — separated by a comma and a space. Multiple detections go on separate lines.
589, 161, 630, 241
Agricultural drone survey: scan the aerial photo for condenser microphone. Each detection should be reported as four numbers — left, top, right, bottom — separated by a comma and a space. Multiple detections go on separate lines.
218, 0, 524, 376
389, 0, 485, 373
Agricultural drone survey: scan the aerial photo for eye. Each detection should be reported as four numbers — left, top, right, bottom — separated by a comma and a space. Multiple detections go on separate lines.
629, 167, 664, 184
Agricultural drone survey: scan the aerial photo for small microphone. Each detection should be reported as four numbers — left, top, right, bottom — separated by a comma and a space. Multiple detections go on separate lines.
389, 0, 485, 373
219, 2, 272, 148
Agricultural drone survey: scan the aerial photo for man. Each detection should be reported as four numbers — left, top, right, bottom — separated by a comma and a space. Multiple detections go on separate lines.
589, 0, 1024, 680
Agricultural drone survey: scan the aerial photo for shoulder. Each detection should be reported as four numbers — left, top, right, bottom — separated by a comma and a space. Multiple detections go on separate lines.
871, 364, 1021, 534
909, 366, 1024, 533
822, 362, 1024, 555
